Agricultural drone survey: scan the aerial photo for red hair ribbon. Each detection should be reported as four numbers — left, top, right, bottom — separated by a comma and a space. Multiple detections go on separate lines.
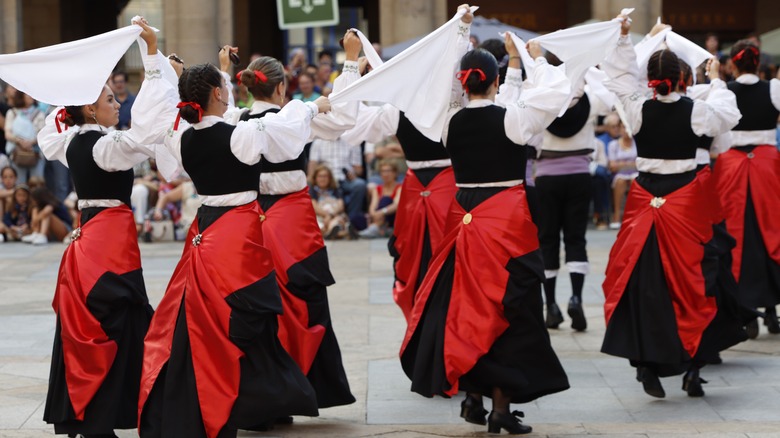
456, 68, 487, 92
174, 101, 203, 131
732, 46, 759, 62
647, 79, 672, 99
235, 69, 268, 86
55, 108, 70, 133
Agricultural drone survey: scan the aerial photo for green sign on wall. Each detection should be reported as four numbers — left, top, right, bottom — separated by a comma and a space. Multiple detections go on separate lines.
277, 0, 340, 30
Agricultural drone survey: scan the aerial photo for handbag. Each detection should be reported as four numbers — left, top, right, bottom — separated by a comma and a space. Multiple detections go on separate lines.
10, 147, 39, 168
148, 219, 175, 242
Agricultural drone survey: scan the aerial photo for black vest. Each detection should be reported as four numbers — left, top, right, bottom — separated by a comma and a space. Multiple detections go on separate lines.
727, 80, 780, 131
180, 122, 261, 195
240, 108, 307, 173
698, 136, 714, 151
447, 106, 527, 184
396, 112, 450, 162
66, 131, 133, 206
633, 97, 700, 160
546, 93, 591, 138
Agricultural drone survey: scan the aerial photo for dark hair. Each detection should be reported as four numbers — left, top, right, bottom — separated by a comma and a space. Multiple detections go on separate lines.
111, 71, 129, 82
62, 105, 87, 127
11, 90, 27, 108
478, 39, 508, 85
730, 40, 760, 74
679, 60, 693, 89
298, 72, 316, 84
11, 185, 31, 219
459, 48, 498, 95
1, 166, 17, 179
318, 50, 334, 62
241, 56, 285, 100
705, 32, 718, 41
31, 186, 60, 209
310, 164, 337, 190
647, 49, 681, 96
177, 63, 223, 124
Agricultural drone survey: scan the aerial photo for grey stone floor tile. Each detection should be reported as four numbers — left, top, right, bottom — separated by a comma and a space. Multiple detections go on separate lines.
368, 275, 395, 304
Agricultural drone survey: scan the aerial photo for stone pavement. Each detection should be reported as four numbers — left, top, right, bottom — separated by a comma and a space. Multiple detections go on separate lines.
0, 229, 778, 437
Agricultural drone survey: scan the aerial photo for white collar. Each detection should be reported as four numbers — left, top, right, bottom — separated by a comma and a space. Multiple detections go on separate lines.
466, 99, 495, 108
78, 124, 112, 133
250, 100, 281, 115
736, 74, 760, 85
192, 115, 224, 130
656, 92, 681, 103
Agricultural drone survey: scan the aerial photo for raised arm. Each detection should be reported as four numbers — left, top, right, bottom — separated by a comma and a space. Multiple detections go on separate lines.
230, 98, 330, 165
502, 41, 572, 145
601, 15, 646, 134
440, 6, 473, 145
690, 58, 741, 137
341, 103, 400, 145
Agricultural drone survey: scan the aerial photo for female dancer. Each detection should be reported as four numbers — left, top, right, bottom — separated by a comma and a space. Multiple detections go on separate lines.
714, 39, 780, 337
35, 19, 160, 438
137, 47, 329, 437
400, 28, 571, 434
224, 31, 362, 410
600, 16, 741, 398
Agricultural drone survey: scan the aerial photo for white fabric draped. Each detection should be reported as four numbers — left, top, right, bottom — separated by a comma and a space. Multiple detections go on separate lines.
0, 25, 144, 105
329, 6, 477, 141
635, 25, 712, 83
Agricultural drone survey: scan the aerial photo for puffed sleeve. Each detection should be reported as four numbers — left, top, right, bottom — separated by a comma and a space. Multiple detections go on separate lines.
309, 60, 361, 140
502, 57, 572, 145
690, 78, 741, 137
230, 99, 320, 165
341, 103, 400, 145
92, 54, 181, 171
37, 109, 80, 167
602, 35, 647, 134
771, 78, 780, 112
440, 20, 473, 145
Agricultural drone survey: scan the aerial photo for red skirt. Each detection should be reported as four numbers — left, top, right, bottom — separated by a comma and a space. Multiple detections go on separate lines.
603, 179, 717, 358
401, 186, 566, 398
45, 205, 152, 433
714, 145, 780, 282
391, 167, 457, 321
139, 202, 316, 438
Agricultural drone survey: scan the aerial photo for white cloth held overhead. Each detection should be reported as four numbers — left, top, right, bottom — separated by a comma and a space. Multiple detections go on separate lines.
634, 22, 712, 84
0, 25, 145, 106
329, 6, 478, 142
354, 29, 384, 69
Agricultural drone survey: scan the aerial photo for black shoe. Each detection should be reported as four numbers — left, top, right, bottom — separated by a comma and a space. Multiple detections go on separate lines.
707, 353, 723, 365
636, 366, 665, 398
765, 308, 780, 334
682, 369, 707, 397
545, 303, 564, 328
460, 394, 488, 425
746, 319, 759, 339
275, 416, 294, 425
487, 410, 532, 435
567, 296, 587, 332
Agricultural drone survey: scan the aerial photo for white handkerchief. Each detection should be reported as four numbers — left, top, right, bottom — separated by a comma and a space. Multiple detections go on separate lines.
0, 25, 144, 105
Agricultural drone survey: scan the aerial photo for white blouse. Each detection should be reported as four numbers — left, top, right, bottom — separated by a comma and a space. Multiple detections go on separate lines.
37, 55, 174, 209
602, 35, 741, 174
222, 60, 361, 195
541, 88, 611, 153
134, 65, 324, 207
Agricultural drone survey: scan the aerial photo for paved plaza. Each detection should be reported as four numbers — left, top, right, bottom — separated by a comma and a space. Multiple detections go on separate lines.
0, 229, 779, 437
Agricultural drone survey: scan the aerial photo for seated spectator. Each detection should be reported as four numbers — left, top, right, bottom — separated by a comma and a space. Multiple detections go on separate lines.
596, 112, 621, 149
360, 160, 401, 238
26, 175, 45, 190
25, 186, 72, 245
369, 135, 406, 185
151, 179, 200, 238
308, 137, 367, 223
109, 71, 135, 130
590, 138, 611, 230
310, 165, 353, 239
607, 122, 638, 229
292, 73, 322, 102
0, 166, 16, 217
3, 184, 31, 241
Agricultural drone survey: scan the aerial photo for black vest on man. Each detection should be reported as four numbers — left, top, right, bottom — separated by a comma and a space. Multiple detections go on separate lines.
396, 112, 450, 162
66, 131, 134, 206
633, 97, 700, 160
447, 105, 527, 184
727, 80, 780, 131
180, 122, 261, 195
240, 108, 307, 173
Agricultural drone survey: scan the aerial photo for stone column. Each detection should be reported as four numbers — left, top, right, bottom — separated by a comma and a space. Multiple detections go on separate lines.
163, 0, 234, 68
379, 0, 447, 46
0, 0, 21, 54
592, 0, 662, 36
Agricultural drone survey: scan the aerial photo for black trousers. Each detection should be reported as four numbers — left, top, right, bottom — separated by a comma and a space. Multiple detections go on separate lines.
536, 173, 591, 270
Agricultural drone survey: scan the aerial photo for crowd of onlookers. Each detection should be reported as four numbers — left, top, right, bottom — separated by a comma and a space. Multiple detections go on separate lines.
1, 31, 778, 245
